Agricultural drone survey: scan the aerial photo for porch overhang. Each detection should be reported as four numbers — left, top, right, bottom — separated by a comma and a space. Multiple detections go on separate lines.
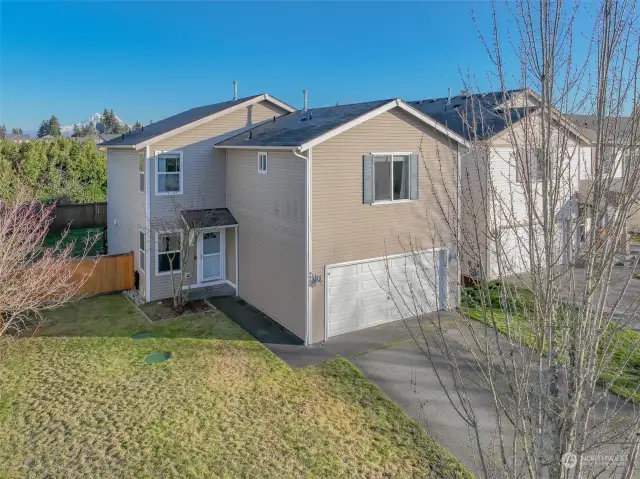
181, 208, 238, 229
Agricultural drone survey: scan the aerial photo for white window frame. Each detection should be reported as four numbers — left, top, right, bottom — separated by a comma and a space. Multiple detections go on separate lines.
138, 152, 145, 193
258, 152, 268, 174
371, 152, 413, 205
155, 150, 183, 196
138, 230, 146, 272
155, 229, 183, 276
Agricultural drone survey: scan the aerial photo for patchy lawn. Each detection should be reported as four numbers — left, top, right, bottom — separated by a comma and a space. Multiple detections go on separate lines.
462, 284, 640, 403
0, 294, 471, 478
138, 298, 215, 322
44, 227, 106, 257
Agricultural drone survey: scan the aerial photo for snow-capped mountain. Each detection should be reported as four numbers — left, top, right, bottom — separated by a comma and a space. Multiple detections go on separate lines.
61, 112, 128, 136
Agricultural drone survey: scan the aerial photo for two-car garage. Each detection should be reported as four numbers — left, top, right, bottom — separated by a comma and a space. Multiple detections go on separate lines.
325, 249, 448, 337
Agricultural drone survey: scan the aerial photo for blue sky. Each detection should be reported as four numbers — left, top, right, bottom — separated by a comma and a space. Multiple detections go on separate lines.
0, 1, 591, 131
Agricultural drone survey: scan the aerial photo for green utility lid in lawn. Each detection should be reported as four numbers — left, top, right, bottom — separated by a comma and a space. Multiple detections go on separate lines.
131, 332, 152, 340
144, 352, 172, 364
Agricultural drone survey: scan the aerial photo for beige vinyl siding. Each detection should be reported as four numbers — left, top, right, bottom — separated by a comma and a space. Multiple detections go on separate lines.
311, 108, 459, 343
226, 149, 306, 339
148, 100, 287, 300
106, 148, 147, 295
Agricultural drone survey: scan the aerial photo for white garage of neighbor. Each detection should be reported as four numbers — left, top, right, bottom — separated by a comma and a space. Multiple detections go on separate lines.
325, 249, 448, 337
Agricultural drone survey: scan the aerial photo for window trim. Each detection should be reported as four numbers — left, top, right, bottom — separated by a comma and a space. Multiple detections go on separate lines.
155, 150, 184, 196
258, 152, 268, 174
155, 229, 183, 276
138, 230, 146, 272
370, 152, 412, 205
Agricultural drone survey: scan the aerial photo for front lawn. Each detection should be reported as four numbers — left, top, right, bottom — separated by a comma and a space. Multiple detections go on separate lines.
462, 284, 640, 403
0, 294, 470, 478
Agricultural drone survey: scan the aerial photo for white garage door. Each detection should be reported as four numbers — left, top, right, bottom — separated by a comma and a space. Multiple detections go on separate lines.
326, 250, 447, 337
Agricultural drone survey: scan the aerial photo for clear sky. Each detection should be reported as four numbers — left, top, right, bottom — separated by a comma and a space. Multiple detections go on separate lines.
0, 1, 592, 132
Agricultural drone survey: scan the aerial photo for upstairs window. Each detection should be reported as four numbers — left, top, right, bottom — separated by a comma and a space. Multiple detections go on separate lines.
363, 153, 418, 204
156, 151, 183, 194
138, 152, 145, 192
515, 148, 544, 183
258, 152, 268, 174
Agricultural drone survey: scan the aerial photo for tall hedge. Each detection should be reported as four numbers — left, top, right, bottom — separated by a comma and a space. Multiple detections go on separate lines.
0, 137, 107, 204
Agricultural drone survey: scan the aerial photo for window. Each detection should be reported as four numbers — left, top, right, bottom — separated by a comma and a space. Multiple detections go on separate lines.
373, 154, 410, 202
258, 152, 268, 174
138, 152, 145, 192
138, 230, 146, 272
156, 151, 182, 194
156, 231, 181, 274
515, 149, 543, 183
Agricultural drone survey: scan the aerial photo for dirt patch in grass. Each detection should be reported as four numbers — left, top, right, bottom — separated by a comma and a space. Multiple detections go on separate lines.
138, 298, 214, 322
0, 295, 472, 478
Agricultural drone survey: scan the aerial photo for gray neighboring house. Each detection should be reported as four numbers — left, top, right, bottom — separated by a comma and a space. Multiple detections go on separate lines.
103, 91, 468, 344
570, 114, 640, 235
6, 133, 32, 144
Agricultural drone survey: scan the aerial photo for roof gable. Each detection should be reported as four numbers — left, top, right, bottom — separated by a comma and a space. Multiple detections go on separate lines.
215, 99, 469, 151
102, 94, 295, 149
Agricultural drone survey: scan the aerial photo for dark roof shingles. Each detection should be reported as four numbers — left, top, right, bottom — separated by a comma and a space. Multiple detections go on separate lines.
408, 89, 531, 140
181, 208, 237, 228
216, 99, 393, 148
102, 95, 263, 147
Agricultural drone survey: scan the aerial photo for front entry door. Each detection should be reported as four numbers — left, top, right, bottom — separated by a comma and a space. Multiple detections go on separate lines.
200, 230, 223, 282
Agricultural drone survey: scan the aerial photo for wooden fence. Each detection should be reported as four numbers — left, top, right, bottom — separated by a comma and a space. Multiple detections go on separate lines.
52, 202, 107, 231
71, 252, 134, 298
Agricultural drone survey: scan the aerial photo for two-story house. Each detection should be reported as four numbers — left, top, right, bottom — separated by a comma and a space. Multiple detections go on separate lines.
409, 89, 593, 279
103, 90, 468, 344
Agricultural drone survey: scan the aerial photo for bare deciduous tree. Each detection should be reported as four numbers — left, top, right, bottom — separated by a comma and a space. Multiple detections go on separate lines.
387, 1, 640, 477
0, 197, 98, 338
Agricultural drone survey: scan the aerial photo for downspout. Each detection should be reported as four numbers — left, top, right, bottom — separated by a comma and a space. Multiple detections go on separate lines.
456, 143, 461, 307
145, 145, 152, 302
293, 147, 312, 345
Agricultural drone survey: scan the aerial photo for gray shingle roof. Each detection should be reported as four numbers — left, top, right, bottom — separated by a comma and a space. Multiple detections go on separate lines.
216, 99, 394, 148
101, 95, 263, 147
181, 208, 237, 228
569, 115, 633, 144
408, 89, 532, 140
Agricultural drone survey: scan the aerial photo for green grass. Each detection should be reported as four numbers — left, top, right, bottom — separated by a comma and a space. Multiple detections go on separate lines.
43, 227, 106, 257
0, 294, 471, 478
462, 284, 640, 403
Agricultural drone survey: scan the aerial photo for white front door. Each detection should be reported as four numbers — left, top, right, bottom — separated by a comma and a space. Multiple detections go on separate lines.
199, 230, 224, 282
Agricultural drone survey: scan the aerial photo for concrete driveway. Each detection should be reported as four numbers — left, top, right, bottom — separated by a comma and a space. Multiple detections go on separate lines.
324, 315, 507, 477
323, 314, 638, 478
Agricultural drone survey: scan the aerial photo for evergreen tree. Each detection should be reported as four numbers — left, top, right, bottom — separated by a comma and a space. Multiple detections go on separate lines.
133, 121, 142, 130
0, 125, 5, 139
48, 115, 62, 136
37, 120, 49, 138
86, 121, 97, 135
11, 127, 22, 135
72, 124, 81, 137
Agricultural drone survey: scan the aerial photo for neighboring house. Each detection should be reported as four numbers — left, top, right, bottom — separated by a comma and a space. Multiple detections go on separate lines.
6, 133, 32, 144
73, 133, 121, 145
409, 89, 593, 279
570, 114, 640, 235
103, 92, 468, 344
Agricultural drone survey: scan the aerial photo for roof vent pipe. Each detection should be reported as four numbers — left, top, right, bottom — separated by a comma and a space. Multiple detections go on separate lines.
303, 90, 308, 112
233, 80, 238, 101
447, 88, 452, 104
